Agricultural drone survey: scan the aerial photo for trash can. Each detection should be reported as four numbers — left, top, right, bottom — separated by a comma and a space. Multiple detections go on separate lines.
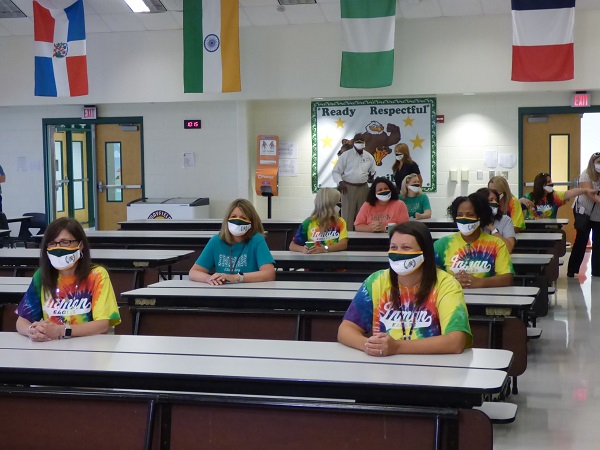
126, 197, 210, 220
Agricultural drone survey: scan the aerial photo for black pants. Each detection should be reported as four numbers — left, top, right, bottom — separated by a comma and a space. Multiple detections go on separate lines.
568, 219, 600, 276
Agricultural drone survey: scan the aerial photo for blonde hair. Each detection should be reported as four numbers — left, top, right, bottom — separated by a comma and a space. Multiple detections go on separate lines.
392, 143, 413, 173
488, 176, 513, 212
400, 173, 420, 197
585, 152, 600, 183
219, 198, 265, 245
309, 188, 341, 230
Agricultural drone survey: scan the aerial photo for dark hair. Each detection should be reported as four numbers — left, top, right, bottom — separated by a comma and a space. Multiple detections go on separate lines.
388, 221, 437, 308
530, 172, 554, 206
391, 143, 413, 173
475, 188, 503, 221
447, 193, 494, 229
40, 217, 92, 297
366, 177, 399, 206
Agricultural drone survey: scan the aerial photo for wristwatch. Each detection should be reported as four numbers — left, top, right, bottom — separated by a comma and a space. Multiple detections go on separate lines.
491, 228, 499, 235
62, 324, 72, 339
324, 245, 329, 252
238, 273, 245, 283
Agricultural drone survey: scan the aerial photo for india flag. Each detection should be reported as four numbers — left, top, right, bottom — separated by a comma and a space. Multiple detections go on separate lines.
340, 0, 396, 89
183, 0, 241, 93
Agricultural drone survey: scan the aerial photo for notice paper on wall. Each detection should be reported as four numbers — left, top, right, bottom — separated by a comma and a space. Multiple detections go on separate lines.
279, 142, 297, 159
279, 159, 298, 177
498, 153, 516, 169
484, 149, 498, 168
183, 152, 195, 168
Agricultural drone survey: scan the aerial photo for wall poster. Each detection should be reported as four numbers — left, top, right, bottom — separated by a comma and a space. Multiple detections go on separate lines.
311, 98, 437, 193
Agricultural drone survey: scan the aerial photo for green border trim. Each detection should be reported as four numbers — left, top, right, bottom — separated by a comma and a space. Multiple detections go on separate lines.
311, 97, 437, 193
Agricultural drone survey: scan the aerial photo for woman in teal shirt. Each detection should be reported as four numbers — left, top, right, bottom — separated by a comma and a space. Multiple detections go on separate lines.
189, 199, 275, 285
399, 173, 432, 219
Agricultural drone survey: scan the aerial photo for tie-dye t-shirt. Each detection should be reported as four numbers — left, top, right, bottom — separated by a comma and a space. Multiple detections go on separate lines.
524, 191, 566, 219
17, 266, 121, 327
506, 195, 526, 231
343, 268, 472, 344
292, 217, 348, 247
434, 231, 514, 278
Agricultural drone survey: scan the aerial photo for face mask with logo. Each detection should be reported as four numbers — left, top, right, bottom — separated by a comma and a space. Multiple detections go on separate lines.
395, 154, 403, 161
228, 218, 252, 236
376, 190, 392, 202
456, 217, 480, 235
388, 251, 425, 275
595, 163, 600, 173
489, 202, 499, 216
354, 142, 365, 151
408, 185, 421, 194
47, 246, 81, 271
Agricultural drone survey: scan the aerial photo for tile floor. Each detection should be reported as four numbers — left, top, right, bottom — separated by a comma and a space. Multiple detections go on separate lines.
494, 251, 599, 449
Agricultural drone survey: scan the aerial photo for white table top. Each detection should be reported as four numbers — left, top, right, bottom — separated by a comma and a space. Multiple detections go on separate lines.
0, 248, 193, 262
85, 230, 217, 238
0, 276, 31, 285
119, 219, 299, 225
466, 286, 539, 297
421, 218, 568, 225
0, 333, 512, 371
347, 230, 562, 242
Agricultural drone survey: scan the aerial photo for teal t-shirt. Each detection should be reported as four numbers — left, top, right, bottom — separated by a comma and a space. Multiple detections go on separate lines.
399, 194, 431, 218
195, 233, 275, 274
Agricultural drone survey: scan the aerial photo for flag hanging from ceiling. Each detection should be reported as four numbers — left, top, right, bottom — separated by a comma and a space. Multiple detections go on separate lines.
511, 0, 575, 82
340, 0, 396, 89
184, 0, 241, 93
34, 0, 88, 97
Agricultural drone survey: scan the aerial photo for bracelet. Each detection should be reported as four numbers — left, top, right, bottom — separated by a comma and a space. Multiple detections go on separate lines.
238, 273, 244, 283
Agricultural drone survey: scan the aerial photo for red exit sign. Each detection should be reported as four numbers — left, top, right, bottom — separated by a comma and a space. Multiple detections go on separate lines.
573, 92, 591, 107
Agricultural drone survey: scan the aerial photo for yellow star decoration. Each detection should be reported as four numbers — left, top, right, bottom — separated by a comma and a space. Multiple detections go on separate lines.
331, 157, 339, 166
410, 134, 425, 150
335, 117, 345, 128
321, 135, 333, 148
403, 116, 415, 127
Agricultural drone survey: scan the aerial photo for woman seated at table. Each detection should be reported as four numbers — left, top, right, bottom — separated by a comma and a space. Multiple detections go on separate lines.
434, 193, 514, 289
399, 173, 432, 219
475, 187, 516, 253
488, 175, 525, 232
354, 177, 409, 232
189, 198, 275, 285
16, 217, 121, 341
519, 172, 594, 219
290, 187, 348, 253
338, 221, 472, 356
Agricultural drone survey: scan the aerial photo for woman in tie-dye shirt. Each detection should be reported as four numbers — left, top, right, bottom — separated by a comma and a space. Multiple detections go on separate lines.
434, 193, 514, 289
16, 218, 120, 341
338, 221, 471, 356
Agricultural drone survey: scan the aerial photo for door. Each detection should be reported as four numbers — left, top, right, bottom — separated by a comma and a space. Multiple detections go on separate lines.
96, 124, 143, 230
522, 114, 581, 244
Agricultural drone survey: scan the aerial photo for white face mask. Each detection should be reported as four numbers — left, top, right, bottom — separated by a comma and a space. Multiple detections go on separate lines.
228, 218, 251, 236
543, 185, 554, 193
376, 191, 392, 202
47, 247, 81, 271
408, 185, 421, 194
395, 154, 403, 161
354, 142, 365, 151
456, 217, 480, 236
491, 207, 498, 216
388, 252, 425, 276
595, 163, 600, 173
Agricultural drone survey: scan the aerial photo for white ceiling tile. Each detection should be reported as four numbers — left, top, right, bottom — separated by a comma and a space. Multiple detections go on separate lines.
239, 8, 252, 27
0, 22, 13, 36
398, 0, 443, 19
85, 0, 131, 15
244, 6, 290, 26
319, 3, 340, 23
240, 0, 279, 6
284, 4, 326, 24
85, 14, 114, 33
439, 0, 482, 17
100, 13, 146, 32
11, 0, 34, 17
135, 11, 180, 30
0, 17, 32, 35
161, 0, 183, 11
170, 10, 184, 27
481, 0, 510, 15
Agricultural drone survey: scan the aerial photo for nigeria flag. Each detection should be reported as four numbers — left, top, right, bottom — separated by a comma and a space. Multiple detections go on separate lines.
340, 0, 396, 88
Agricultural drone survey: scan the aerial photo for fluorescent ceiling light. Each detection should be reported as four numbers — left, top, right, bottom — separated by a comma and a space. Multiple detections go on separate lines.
0, 0, 26, 18
124, 0, 167, 13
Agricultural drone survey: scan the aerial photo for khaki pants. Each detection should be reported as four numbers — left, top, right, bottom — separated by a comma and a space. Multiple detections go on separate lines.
341, 183, 369, 231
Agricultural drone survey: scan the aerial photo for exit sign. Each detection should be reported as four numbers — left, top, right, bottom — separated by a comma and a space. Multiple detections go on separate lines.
573, 92, 591, 107
82, 105, 97, 119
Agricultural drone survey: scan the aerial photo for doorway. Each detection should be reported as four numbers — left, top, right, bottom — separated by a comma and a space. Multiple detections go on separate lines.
43, 117, 144, 230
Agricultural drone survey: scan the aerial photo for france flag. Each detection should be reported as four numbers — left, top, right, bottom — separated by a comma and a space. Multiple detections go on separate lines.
34, 0, 88, 97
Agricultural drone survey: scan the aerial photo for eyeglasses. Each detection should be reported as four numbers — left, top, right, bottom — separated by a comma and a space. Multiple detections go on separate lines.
47, 239, 79, 248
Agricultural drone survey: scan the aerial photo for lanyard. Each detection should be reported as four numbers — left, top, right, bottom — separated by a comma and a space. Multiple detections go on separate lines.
229, 242, 247, 275
397, 286, 419, 341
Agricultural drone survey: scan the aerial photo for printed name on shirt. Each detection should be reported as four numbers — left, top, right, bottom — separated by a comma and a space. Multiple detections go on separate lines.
218, 254, 248, 269
43, 296, 92, 316
309, 227, 340, 242
449, 255, 492, 274
380, 306, 433, 331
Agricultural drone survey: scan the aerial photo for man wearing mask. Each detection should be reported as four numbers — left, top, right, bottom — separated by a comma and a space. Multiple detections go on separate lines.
332, 137, 377, 231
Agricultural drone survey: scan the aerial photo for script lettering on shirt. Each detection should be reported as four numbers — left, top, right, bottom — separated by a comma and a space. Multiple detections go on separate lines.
371, 213, 391, 222
218, 254, 248, 270
44, 296, 92, 317
449, 255, 492, 274
309, 227, 340, 242
535, 204, 554, 216
380, 306, 432, 331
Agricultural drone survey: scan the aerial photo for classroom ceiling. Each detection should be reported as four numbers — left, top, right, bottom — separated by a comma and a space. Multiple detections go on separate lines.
1, 0, 600, 37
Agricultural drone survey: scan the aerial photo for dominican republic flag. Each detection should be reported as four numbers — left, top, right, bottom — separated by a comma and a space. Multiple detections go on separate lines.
34, 0, 88, 97
512, 0, 575, 82
183, 0, 241, 93
340, 0, 396, 88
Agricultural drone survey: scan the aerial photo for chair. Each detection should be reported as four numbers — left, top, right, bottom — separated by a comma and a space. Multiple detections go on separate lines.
18, 212, 47, 241
0, 212, 27, 248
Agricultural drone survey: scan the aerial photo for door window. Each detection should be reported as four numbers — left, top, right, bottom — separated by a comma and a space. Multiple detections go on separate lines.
105, 142, 123, 202
550, 134, 570, 192
72, 140, 85, 209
